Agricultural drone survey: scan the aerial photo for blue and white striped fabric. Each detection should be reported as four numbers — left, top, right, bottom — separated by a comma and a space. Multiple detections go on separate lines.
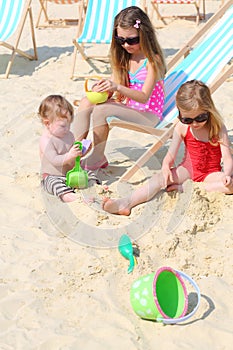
0, 0, 24, 42
158, 5, 233, 128
77, 0, 139, 44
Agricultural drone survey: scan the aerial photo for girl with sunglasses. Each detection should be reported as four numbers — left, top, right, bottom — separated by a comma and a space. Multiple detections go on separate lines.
73, 6, 166, 170
102, 80, 233, 215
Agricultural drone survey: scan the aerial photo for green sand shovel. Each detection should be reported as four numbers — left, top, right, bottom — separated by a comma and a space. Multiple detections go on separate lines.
66, 141, 88, 189
118, 234, 137, 274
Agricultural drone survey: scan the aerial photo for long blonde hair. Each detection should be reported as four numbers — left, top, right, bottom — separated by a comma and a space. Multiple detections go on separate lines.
176, 80, 223, 143
110, 6, 166, 100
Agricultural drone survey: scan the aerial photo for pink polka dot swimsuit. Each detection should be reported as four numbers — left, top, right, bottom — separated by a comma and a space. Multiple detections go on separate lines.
127, 58, 164, 120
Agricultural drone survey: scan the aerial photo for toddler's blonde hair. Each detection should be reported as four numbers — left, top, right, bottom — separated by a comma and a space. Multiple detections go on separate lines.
38, 95, 74, 124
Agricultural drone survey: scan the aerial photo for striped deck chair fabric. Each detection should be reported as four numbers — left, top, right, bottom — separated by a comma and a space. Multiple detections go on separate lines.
71, 0, 140, 78
151, 0, 205, 25
159, 2, 232, 128
0, 0, 37, 78
36, 0, 85, 28
108, 1, 233, 181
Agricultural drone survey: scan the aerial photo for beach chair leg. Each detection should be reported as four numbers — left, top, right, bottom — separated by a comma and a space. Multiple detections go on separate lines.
195, 0, 206, 25
202, 0, 206, 19
29, 7, 38, 60
195, 3, 200, 25
71, 41, 89, 78
4, 5, 37, 78
36, 0, 49, 28
5, 51, 16, 79
152, 3, 167, 25
73, 40, 88, 60
71, 45, 78, 79
119, 123, 176, 182
210, 63, 233, 93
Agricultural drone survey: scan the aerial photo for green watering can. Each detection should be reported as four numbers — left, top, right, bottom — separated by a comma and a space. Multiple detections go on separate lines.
66, 141, 88, 189
118, 234, 137, 274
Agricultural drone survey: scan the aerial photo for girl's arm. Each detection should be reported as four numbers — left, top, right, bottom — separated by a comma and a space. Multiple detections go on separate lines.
94, 62, 158, 104
161, 122, 185, 185
117, 63, 157, 103
220, 125, 233, 177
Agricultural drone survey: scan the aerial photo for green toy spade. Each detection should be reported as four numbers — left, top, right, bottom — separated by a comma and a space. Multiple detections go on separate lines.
118, 234, 137, 274
66, 141, 88, 189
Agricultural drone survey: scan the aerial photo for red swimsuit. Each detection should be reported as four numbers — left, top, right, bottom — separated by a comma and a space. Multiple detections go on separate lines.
180, 126, 222, 182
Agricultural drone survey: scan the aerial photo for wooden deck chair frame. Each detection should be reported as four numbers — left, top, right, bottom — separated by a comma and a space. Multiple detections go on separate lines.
108, 0, 233, 182
36, 0, 86, 29
0, 0, 38, 79
71, 0, 140, 79
151, 0, 206, 25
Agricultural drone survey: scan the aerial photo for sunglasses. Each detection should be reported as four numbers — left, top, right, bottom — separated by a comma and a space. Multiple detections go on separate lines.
114, 36, 140, 46
178, 111, 210, 124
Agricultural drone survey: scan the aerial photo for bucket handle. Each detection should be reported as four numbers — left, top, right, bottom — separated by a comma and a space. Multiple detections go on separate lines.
84, 75, 102, 92
157, 270, 201, 325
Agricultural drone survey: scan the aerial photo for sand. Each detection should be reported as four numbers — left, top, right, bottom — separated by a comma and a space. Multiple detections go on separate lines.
0, 0, 233, 349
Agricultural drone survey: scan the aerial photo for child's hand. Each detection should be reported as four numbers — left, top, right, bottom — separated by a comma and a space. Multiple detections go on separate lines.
222, 175, 232, 187
93, 79, 117, 92
67, 144, 82, 160
162, 165, 173, 188
91, 82, 100, 92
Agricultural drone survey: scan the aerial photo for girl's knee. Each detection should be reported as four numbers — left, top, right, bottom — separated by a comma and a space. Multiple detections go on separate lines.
78, 96, 94, 110
92, 104, 111, 123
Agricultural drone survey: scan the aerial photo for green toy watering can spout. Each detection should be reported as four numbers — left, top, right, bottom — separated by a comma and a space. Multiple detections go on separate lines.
118, 234, 136, 273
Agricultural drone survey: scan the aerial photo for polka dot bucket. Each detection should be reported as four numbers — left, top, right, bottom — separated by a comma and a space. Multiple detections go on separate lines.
130, 267, 201, 324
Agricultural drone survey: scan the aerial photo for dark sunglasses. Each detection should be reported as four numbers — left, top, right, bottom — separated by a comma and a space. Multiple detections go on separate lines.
114, 36, 140, 46
178, 111, 210, 124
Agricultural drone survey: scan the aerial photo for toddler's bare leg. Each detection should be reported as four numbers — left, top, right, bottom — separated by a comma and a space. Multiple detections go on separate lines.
61, 192, 77, 202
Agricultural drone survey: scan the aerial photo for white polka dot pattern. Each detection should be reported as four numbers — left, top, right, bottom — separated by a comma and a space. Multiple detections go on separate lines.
127, 61, 165, 120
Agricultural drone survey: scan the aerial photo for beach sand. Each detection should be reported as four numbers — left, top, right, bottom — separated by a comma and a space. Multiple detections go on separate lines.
0, 0, 233, 349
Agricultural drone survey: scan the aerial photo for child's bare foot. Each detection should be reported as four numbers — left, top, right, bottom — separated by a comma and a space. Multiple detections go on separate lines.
61, 192, 77, 202
73, 99, 80, 107
102, 197, 131, 216
224, 181, 233, 194
166, 184, 183, 192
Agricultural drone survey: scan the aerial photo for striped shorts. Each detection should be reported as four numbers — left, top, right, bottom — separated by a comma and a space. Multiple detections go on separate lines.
41, 172, 100, 200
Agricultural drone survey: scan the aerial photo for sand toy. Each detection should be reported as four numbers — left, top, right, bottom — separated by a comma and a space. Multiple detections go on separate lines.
130, 266, 200, 324
118, 234, 137, 273
85, 77, 108, 104
66, 141, 88, 189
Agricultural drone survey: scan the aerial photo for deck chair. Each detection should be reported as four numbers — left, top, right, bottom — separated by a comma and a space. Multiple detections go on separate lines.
0, 0, 38, 79
151, 0, 205, 25
108, 0, 233, 181
36, 0, 86, 29
71, 0, 140, 79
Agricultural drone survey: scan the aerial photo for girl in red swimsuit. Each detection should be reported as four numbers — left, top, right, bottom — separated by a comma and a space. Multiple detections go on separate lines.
103, 80, 233, 216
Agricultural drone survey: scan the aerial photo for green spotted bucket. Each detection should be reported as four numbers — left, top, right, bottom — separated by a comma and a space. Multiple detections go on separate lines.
130, 266, 200, 324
